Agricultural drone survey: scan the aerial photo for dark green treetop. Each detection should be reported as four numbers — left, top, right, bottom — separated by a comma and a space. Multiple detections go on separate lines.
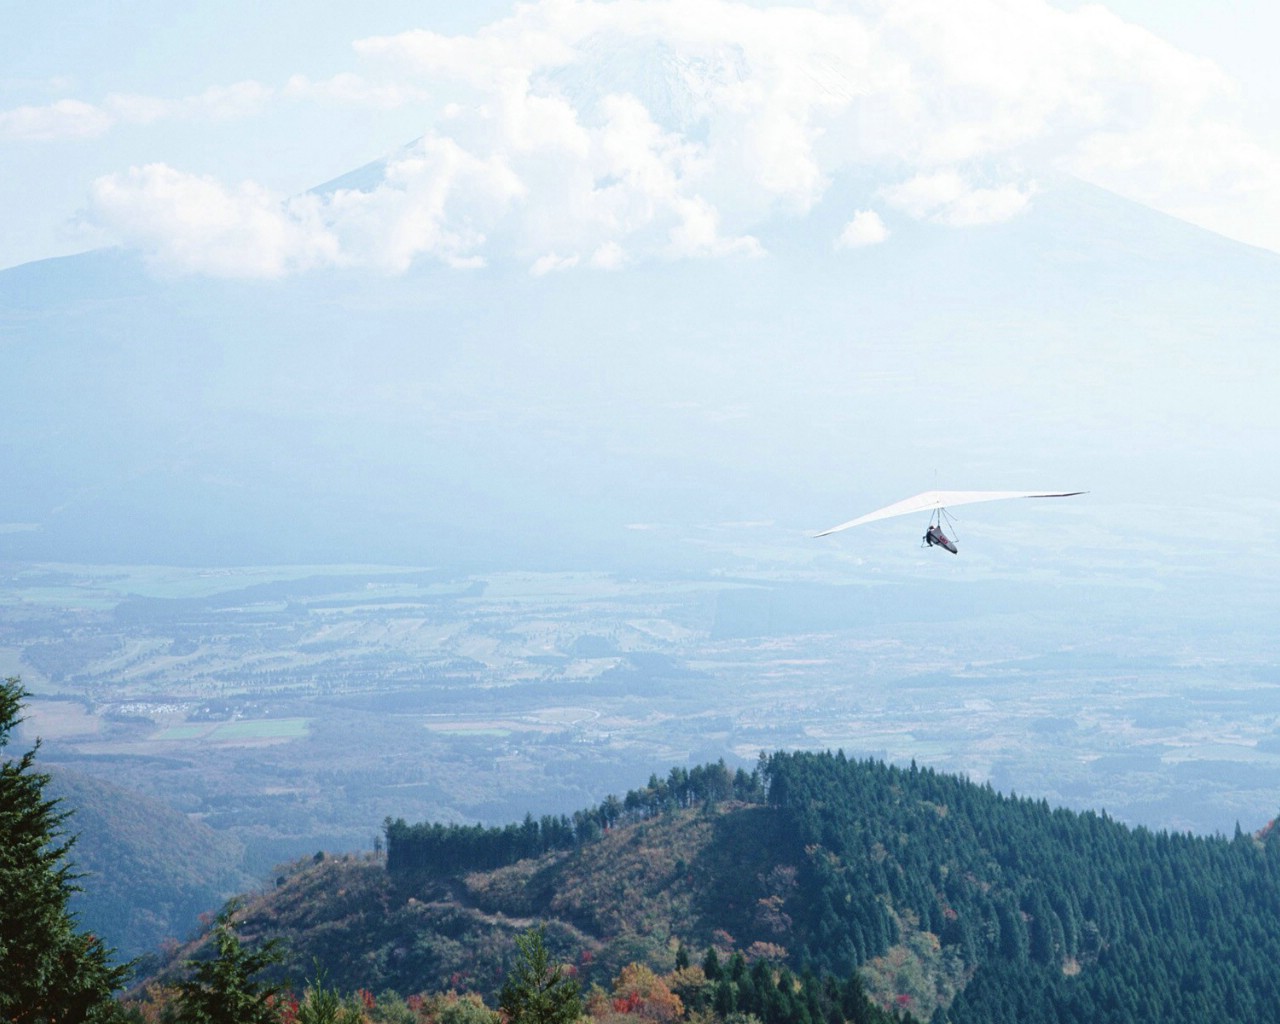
0, 676, 130, 1023
169, 901, 285, 1024
498, 927, 582, 1024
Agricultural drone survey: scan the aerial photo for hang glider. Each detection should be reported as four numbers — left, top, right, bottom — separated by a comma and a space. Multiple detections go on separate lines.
814, 489, 1086, 553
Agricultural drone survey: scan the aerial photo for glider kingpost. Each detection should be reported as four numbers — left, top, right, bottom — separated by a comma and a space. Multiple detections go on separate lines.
814, 489, 1086, 554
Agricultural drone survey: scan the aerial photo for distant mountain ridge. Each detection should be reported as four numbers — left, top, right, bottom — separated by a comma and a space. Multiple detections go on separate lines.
3, 167, 1278, 572
140, 752, 1280, 1022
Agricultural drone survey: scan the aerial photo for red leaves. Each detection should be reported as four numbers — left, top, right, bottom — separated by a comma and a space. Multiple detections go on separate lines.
268, 993, 300, 1024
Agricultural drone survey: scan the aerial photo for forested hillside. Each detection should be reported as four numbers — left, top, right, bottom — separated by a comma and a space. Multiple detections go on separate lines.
764, 751, 1280, 1021
140, 751, 1280, 1022
48, 768, 248, 963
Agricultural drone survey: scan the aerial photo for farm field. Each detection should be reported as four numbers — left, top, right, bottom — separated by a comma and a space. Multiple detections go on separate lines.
150, 719, 310, 742
4, 561, 1280, 872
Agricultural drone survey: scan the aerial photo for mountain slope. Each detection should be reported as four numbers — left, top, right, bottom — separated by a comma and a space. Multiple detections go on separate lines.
141, 753, 1280, 1022
48, 768, 250, 963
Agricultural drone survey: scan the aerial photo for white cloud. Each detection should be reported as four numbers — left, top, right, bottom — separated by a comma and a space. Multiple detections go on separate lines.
836, 209, 889, 249
191, 81, 274, 121
103, 93, 173, 126
89, 164, 339, 278
530, 251, 581, 275
944, 182, 1035, 227
73, 0, 1280, 273
282, 73, 429, 109
358, 134, 527, 271
879, 170, 1034, 226
590, 240, 628, 268
1, 81, 274, 141
0, 99, 113, 140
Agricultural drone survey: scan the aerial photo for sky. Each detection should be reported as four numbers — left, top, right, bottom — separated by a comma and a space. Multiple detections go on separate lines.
2, 0, 1279, 275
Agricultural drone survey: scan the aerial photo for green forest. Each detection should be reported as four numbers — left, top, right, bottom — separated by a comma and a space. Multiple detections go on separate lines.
8, 672, 1280, 1023
381, 751, 1280, 1022
763, 750, 1280, 1021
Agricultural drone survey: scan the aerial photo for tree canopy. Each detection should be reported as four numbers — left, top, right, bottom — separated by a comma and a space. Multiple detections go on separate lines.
168, 901, 286, 1024
498, 927, 582, 1024
0, 676, 130, 1023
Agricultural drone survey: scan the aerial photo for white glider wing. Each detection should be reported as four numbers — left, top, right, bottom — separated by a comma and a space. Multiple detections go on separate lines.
815, 490, 1086, 538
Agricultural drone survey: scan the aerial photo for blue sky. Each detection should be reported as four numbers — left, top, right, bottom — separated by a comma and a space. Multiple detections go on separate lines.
3, 0, 1279, 274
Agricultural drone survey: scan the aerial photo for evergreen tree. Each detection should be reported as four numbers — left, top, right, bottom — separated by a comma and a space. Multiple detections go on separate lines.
702, 947, 722, 981
498, 927, 581, 1024
0, 677, 130, 1023
296, 965, 365, 1024
169, 902, 284, 1024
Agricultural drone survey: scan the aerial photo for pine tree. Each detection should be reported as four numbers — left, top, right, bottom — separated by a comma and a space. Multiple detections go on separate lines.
295, 965, 365, 1024
0, 677, 130, 1023
498, 927, 581, 1024
169, 901, 284, 1024
702, 947, 722, 981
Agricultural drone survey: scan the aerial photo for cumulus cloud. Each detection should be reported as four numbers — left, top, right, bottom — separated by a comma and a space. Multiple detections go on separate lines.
89, 164, 338, 278
0, 99, 113, 140
531, 251, 581, 276
72, 0, 1280, 274
590, 241, 627, 269
879, 170, 1034, 226
836, 209, 889, 249
91, 135, 530, 275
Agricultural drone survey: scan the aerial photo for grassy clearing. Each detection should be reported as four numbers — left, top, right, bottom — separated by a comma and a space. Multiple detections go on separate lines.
428, 726, 513, 737
150, 719, 310, 741
152, 724, 211, 741
212, 718, 310, 740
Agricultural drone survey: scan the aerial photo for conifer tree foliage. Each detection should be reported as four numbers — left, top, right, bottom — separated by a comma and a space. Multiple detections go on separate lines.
0, 677, 130, 1023
763, 750, 1280, 1023
169, 902, 285, 1024
690, 948, 911, 1024
294, 966, 366, 1024
386, 760, 763, 878
498, 927, 582, 1024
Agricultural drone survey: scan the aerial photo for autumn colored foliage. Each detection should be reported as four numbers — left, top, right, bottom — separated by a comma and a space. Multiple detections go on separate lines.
119, 921, 912, 1024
